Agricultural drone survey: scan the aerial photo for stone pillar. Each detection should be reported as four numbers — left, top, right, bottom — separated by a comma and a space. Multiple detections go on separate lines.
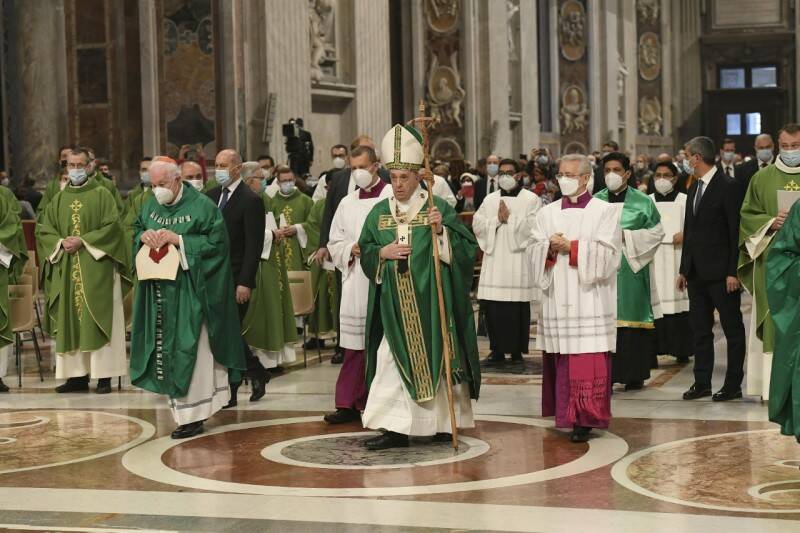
796, 0, 800, 118
660, 0, 672, 146
264, 0, 311, 165
461, 0, 480, 162
3, 0, 69, 185
672, 0, 702, 144
485, 1, 512, 156
354, 0, 392, 142
519, 0, 540, 153
586, 0, 603, 151
621, 0, 638, 153
139, 0, 161, 158
602, 0, 620, 144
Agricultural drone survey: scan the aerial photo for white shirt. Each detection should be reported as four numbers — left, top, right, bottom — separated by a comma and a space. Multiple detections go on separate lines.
218, 178, 242, 207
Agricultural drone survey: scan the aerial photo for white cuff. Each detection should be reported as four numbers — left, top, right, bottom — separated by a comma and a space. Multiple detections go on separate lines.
177, 236, 189, 270
82, 239, 106, 261
261, 229, 274, 260
295, 224, 308, 249
438, 228, 451, 264
0, 244, 12, 269
49, 239, 64, 263
745, 219, 775, 260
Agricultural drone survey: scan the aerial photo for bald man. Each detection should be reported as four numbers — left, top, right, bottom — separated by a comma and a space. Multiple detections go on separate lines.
181, 161, 205, 191
737, 133, 775, 197
206, 149, 269, 406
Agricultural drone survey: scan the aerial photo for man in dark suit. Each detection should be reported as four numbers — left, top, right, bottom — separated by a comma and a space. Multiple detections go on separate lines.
716, 137, 738, 181
207, 149, 269, 406
736, 133, 775, 196
678, 136, 746, 402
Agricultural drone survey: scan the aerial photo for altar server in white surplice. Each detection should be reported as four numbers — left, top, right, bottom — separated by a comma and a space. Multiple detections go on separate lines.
649, 161, 692, 363
324, 146, 392, 425
473, 158, 541, 364
527, 154, 622, 443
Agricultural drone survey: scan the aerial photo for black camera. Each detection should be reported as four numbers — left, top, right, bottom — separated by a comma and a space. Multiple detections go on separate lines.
282, 118, 300, 139
283, 118, 313, 177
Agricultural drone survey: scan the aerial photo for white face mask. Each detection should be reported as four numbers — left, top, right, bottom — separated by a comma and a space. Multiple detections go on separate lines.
279, 181, 295, 195
605, 171, 624, 192
187, 179, 204, 191
352, 168, 374, 189
654, 178, 674, 195
721, 151, 735, 163
498, 174, 517, 191
68, 168, 88, 185
486, 163, 499, 177
153, 185, 175, 205
557, 176, 580, 197
332, 156, 346, 169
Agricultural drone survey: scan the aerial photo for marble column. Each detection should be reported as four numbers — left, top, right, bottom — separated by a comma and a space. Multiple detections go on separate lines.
602, 0, 620, 145
484, 1, 512, 156
3, 0, 69, 185
586, 0, 603, 151
519, 0, 540, 152
139, 0, 161, 158
671, 0, 702, 144
461, 0, 480, 162
660, 0, 673, 147
353, 0, 392, 143
621, 0, 637, 153
264, 0, 311, 165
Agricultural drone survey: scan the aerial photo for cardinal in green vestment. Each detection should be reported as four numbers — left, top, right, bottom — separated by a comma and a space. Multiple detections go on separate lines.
359, 124, 480, 451
739, 129, 800, 400
0, 191, 29, 392
36, 147, 131, 394
594, 152, 664, 390
130, 159, 245, 439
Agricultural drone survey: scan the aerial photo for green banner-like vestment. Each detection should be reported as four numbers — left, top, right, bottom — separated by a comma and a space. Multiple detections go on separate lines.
36, 179, 131, 353
0, 192, 28, 348
130, 184, 245, 397
359, 195, 480, 402
302, 198, 338, 336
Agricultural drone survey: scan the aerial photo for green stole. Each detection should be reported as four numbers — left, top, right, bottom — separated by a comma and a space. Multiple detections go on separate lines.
35, 179, 131, 353
130, 184, 245, 396
359, 192, 481, 402
595, 187, 661, 327
738, 161, 800, 353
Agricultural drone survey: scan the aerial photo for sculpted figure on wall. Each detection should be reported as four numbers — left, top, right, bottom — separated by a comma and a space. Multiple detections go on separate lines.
636, 0, 660, 26
639, 96, 663, 135
560, 84, 589, 134
638, 32, 661, 81
309, 0, 337, 82
428, 53, 466, 128
559, 0, 586, 61
426, 0, 459, 34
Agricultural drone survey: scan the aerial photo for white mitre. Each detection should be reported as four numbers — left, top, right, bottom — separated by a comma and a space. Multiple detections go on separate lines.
380, 124, 424, 171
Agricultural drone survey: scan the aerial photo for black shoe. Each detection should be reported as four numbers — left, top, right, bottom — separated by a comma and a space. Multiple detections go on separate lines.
323, 408, 360, 424
683, 383, 712, 400
712, 388, 743, 402
223, 382, 240, 409
485, 352, 505, 364
431, 432, 453, 443
675, 356, 690, 364
95, 378, 112, 394
171, 421, 204, 439
249, 370, 270, 402
625, 381, 644, 391
304, 338, 325, 350
0, 378, 8, 392
510, 353, 524, 363
570, 426, 591, 443
55, 376, 90, 393
364, 431, 409, 450
331, 350, 344, 365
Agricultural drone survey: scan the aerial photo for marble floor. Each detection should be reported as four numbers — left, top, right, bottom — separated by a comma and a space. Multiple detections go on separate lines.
1, 298, 799, 532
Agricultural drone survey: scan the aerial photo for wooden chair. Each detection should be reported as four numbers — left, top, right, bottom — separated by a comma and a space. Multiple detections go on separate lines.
9, 284, 43, 386
287, 270, 318, 367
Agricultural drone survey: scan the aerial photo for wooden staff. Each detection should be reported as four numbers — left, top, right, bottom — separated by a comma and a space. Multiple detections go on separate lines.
409, 100, 458, 450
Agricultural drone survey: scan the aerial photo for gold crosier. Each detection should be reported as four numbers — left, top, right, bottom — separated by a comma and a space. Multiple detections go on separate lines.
408, 101, 459, 450
69, 200, 85, 321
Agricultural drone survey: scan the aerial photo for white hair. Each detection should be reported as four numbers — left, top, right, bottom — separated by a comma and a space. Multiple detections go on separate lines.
240, 161, 262, 180
560, 154, 592, 175
149, 160, 180, 181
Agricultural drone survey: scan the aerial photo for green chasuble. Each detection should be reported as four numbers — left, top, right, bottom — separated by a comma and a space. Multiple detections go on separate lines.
595, 187, 662, 328
271, 189, 314, 271
202, 177, 219, 194
36, 176, 65, 218
0, 192, 28, 349
302, 198, 338, 336
130, 184, 246, 397
124, 189, 153, 236
35, 179, 132, 353
738, 162, 800, 353
241, 194, 298, 352
359, 193, 481, 402
0, 186, 20, 216
92, 172, 128, 219
127, 183, 148, 206
765, 200, 800, 440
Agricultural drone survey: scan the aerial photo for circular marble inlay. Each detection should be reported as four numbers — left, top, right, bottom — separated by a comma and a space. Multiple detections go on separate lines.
262, 432, 490, 470
122, 415, 629, 497
612, 429, 800, 514
0, 410, 155, 474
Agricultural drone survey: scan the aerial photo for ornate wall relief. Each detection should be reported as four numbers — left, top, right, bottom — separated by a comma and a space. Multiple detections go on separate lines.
557, 0, 589, 152
636, 0, 663, 136
424, 0, 464, 159
309, 0, 337, 83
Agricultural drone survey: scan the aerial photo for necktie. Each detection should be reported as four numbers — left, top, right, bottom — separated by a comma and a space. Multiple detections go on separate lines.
726, 166, 733, 178
219, 187, 230, 210
489, 179, 495, 193
693, 180, 704, 215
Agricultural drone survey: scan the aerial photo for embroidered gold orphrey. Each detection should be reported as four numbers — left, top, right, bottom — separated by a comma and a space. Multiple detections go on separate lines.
69, 199, 85, 322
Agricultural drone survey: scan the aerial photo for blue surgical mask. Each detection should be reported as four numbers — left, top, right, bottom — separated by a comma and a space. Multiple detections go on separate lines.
280, 181, 295, 195
682, 158, 694, 176
780, 149, 800, 168
261, 178, 268, 191
68, 168, 87, 185
140, 172, 150, 185
756, 149, 773, 163
215, 169, 231, 186
487, 163, 499, 177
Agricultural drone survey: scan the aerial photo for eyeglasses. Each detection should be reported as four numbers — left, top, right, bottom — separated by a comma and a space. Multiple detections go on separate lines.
555, 174, 584, 179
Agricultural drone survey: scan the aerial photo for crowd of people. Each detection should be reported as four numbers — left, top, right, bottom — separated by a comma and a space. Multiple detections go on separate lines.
0, 119, 798, 448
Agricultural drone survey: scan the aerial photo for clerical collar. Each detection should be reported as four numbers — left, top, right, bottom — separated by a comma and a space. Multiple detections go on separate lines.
776, 156, 800, 175
654, 189, 679, 202
608, 186, 628, 203
500, 185, 522, 197
359, 179, 387, 199
561, 191, 591, 209
167, 183, 185, 206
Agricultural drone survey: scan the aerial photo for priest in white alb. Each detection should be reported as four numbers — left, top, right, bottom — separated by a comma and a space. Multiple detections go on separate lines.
324, 145, 393, 424
527, 154, 622, 443
473, 157, 541, 363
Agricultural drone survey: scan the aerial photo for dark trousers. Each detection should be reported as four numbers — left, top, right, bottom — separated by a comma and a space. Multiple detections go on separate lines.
238, 300, 266, 378
687, 278, 746, 389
